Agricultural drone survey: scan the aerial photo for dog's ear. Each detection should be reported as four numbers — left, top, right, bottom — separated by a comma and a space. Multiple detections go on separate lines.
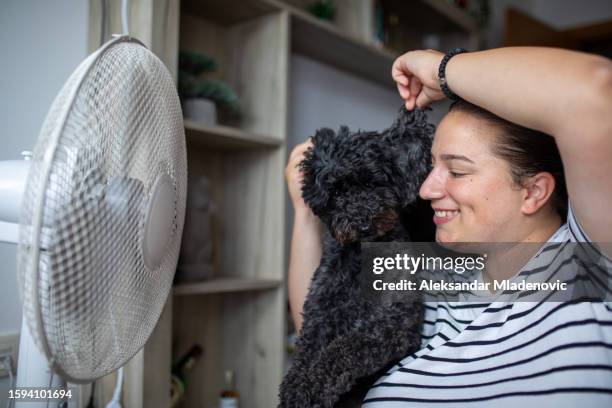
299, 127, 338, 216
384, 107, 434, 201
386, 106, 433, 135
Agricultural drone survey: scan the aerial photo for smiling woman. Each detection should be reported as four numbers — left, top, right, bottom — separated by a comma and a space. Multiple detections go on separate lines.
286, 46, 612, 407
358, 47, 612, 407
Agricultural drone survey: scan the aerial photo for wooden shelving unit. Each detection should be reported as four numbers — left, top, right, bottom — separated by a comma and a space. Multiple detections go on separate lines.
87, 1, 478, 407
174, 5, 475, 407
173, 2, 289, 407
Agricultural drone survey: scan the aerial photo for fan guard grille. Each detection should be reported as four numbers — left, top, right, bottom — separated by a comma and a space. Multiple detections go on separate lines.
17, 37, 187, 382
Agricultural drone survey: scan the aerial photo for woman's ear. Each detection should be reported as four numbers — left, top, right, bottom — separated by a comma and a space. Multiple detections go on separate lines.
520, 172, 556, 215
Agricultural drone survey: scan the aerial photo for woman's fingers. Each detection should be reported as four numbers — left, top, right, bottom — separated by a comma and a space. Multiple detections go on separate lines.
392, 67, 409, 87
402, 76, 422, 110
392, 54, 412, 87
397, 82, 410, 99
409, 77, 422, 109
415, 90, 430, 109
393, 53, 428, 110
409, 76, 422, 99
289, 139, 312, 162
416, 86, 442, 109
286, 139, 316, 208
393, 49, 447, 109
393, 73, 409, 87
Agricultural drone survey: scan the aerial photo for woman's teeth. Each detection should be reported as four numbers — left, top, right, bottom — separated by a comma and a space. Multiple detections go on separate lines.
435, 210, 459, 218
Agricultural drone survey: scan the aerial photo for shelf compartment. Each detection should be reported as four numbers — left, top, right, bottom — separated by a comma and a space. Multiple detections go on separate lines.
180, 9, 289, 139
173, 289, 285, 406
174, 277, 282, 295
380, 0, 479, 52
184, 120, 283, 150
277, 0, 477, 87
418, 0, 478, 34
286, 1, 398, 88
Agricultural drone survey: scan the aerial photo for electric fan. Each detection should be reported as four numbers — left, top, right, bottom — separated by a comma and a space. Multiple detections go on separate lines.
0, 34, 187, 407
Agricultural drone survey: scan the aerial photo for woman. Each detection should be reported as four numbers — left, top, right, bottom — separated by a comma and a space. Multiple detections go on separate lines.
286, 47, 612, 406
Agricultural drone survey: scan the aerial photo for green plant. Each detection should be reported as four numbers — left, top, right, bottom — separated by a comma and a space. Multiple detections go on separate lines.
308, 0, 336, 22
178, 50, 240, 114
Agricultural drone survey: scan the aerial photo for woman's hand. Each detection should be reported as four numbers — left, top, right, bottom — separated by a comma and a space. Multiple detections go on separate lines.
285, 138, 314, 213
392, 49, 446, 110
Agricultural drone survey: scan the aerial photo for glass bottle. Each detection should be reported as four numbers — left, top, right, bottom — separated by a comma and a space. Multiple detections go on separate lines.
219, 370, 239, 408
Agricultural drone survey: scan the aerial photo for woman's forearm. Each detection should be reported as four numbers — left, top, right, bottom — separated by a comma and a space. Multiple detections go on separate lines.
288, 207, 322, 333
446, 47, 612, 138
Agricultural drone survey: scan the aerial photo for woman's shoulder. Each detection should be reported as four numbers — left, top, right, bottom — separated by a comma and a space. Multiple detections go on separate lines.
566, 203, 612, 265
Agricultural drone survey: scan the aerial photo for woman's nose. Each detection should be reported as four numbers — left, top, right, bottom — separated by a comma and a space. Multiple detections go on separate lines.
419, 169, 445, 200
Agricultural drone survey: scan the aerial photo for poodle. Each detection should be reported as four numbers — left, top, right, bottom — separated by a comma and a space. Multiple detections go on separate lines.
279, 107, 435, 407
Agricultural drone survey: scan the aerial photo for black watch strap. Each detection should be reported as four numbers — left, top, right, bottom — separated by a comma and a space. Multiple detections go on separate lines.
438, 48, 468, 101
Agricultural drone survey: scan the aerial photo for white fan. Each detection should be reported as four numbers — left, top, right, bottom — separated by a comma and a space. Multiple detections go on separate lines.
0, 32, 187, 407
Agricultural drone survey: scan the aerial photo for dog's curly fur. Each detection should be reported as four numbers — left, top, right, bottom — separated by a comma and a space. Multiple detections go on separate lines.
279, 108, 435, 407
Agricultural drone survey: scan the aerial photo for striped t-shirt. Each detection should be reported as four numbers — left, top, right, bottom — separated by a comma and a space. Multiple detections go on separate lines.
363, 207, 612, 407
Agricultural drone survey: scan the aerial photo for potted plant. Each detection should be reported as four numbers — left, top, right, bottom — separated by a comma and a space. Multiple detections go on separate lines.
178, 50, 240, 125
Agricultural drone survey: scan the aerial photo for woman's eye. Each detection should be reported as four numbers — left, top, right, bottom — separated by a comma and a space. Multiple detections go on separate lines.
449, 171, 466, 178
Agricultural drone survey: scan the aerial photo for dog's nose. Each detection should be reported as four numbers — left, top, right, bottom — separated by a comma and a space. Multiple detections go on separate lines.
335, 228, 358, 245
373, 209, 398, 234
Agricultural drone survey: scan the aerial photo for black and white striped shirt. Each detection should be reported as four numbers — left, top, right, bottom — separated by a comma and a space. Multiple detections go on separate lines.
363, 207, 612, 407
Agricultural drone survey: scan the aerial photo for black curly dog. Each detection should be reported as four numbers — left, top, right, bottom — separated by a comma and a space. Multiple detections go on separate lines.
279, 108, 435, 407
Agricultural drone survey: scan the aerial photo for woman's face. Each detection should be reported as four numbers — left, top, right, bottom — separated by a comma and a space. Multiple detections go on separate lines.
419, 110, 525, 243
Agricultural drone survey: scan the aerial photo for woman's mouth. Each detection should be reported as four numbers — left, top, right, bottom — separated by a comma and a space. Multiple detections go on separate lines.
433, 209, 459, 225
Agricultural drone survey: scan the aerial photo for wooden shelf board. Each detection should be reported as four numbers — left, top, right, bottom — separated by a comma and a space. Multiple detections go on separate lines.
184, 120, 283, 150
277, 0, 398, 88
181, 0, 280, 25
173, 277, 282, 296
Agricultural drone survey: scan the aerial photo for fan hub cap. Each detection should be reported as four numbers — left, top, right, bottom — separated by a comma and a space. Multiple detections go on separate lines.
141, 174, 176, 270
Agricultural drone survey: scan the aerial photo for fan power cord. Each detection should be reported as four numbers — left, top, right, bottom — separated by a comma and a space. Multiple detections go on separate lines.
104, 367, 124, 408
1, 355, 15, 408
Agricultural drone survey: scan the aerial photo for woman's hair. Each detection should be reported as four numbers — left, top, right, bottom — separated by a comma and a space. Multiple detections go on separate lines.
449, 100, 567, 221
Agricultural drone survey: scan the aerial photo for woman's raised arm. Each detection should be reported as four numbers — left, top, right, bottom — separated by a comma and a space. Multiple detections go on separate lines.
393, 47, 612, 242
